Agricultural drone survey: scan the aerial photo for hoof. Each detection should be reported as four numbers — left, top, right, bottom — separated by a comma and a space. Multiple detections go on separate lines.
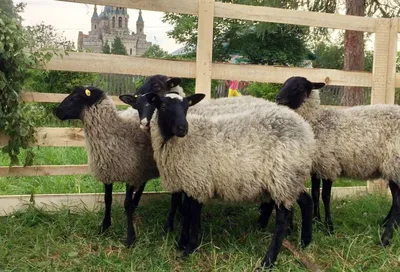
99, 223, 111, 234
301, 236, 312, 248
379, 238, 391, 247
163, 221, 174, 233
122, 236, 136, 248
177, 237, 189, 251
324, 222, 334, 235
261, 259, 275, 270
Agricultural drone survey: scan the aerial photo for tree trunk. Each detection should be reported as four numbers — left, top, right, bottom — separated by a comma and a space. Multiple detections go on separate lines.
342, 0, 365, 106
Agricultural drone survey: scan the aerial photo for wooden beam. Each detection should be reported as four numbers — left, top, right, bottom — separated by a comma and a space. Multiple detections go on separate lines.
214, 2, 376, 32
385, 18, 399, 104
0, 165, 88, 177
0, 192, 171, 216
0, 186, 382, 216
212, 63, 372, 87
57, 0, 376, 32
44, 52, 372, 87
371, 19, 392, 104
195, 0, 215, 98
56, 0, 198, 15
45, 52, 197, 78
21, 92, 128, 105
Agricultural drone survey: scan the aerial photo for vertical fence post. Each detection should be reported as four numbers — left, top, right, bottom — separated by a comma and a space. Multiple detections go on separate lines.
368, 18, 397, 194
195, 0, 215, 99
371, 18, 392, 104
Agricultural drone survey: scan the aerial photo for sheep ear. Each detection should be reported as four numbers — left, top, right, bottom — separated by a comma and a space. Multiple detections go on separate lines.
186, 94, 205, 107
311, 82, 325, 89
146, 93, 162, 108
167, 77, 182, 88
119, 94, 139, 106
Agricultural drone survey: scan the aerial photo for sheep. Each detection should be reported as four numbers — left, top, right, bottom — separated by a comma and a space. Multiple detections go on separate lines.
120, 77, 309, 233
54, 86, 179, 247
276, 76, 400, 246
139, 91, 315, 269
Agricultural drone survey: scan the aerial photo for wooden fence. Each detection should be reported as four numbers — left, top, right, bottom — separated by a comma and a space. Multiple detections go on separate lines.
0, 0, 398, 215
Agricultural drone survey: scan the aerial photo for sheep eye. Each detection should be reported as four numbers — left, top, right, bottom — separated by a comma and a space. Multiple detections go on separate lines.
160, 104, 167, 112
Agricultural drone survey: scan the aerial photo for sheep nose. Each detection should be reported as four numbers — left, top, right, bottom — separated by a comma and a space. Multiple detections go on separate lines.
177, 125, 188, 136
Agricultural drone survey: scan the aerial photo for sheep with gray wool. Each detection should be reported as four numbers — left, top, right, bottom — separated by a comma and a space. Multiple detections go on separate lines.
276, 76, 400, 247
54, 86, 182, 247
140, 92, 315, 269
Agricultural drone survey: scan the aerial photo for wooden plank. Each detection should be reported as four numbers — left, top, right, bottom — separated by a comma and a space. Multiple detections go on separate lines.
44, 52, 372, 87
0, 127, 86, 147
0, 187, 387, 216
57, 0, 198, 15
0, 165, 88, 177
371, 19, 392, 104
57, 0, 376, 32
21, 92, 128, 105
45, 52, 196, 78
385, 18, 399, 104
0, 192, 170, 216
214, 2, 376, 32
212, 63, 372, 87
195, 0, 215, 98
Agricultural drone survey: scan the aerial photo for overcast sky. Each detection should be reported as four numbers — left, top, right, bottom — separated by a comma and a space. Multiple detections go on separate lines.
17, 0, 182, 53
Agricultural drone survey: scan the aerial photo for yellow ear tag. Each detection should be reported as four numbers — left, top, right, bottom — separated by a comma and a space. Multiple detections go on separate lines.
85, 89, 91, 97
188, 100, 192, 105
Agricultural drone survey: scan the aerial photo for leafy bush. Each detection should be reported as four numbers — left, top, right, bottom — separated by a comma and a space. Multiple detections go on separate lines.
0, 11, 54, 165
245, 82, 282, 101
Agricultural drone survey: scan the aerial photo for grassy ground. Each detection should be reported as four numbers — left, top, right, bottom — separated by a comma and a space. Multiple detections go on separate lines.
0, 146, 366, 195
0, 194, 398, 271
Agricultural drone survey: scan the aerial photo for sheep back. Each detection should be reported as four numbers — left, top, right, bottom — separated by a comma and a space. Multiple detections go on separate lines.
150, 105, 315, 209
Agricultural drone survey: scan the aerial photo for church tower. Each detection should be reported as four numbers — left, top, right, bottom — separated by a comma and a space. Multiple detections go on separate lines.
91, 5, 100, 32
136, 10, 144, 35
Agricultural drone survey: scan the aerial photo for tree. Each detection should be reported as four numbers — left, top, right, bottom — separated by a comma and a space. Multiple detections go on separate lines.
111, 37, 127, 55
342, 0, 366, 106
26, 22, 74, 50
102, 40, 111, 54
143, 44, 169, 58
0, 0, 25, 20
162, 0, 309, 65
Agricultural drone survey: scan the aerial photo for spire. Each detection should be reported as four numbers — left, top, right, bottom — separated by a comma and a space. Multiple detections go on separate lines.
92, 5, 99, 19
137, 9, 143, 23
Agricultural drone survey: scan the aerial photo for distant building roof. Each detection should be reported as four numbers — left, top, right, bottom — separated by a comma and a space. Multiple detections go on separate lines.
137, 9, 143, 23
170, 46, 193, 56
91, 5, 98, 19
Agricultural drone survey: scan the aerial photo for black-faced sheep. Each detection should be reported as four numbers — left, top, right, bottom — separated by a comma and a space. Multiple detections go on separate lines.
140, 92, 315, 269
54, 86, 181, 247
276, 76, 400, 246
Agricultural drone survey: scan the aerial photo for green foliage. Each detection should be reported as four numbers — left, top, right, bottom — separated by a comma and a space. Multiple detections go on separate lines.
102, 40, 111, 54
26, 23, 74, 50
0, 0, 25, 21
143, 44, 169, 59
0, 11, 54, 166
111, 37, 127, 55
245, 82, 282, 101
163, 0, 309, 65
312, 42, 344, 70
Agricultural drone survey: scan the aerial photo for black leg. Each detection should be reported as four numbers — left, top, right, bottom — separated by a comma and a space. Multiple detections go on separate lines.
296, 192, 313, 248
381, 181, 400, 247
164, 192, 183, 232
177, 192, 185, 216
382, 205, 393, 227
100, 183, 113, 234
311, 174, 321, 222
183, 197, 203, 256
124, 184, 136, 247
132, 182, 146, 211
178, 193, 191, 251
261, 205, 291, 269
322, 179, 334, 234
258, 201, 275, 229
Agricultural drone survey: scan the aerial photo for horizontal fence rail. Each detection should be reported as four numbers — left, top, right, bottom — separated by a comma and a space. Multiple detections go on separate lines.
46, 52, 375, 87
59, 0, 378, 32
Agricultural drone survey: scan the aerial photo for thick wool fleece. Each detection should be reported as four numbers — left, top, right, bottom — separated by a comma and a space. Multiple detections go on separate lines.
82, 97, 159, 186
190, 95, 276, 116
296, 90, 400, 182
150, 105, 315, 208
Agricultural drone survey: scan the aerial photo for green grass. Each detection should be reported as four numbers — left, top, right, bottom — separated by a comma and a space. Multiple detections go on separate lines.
0, 194, 398, 271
